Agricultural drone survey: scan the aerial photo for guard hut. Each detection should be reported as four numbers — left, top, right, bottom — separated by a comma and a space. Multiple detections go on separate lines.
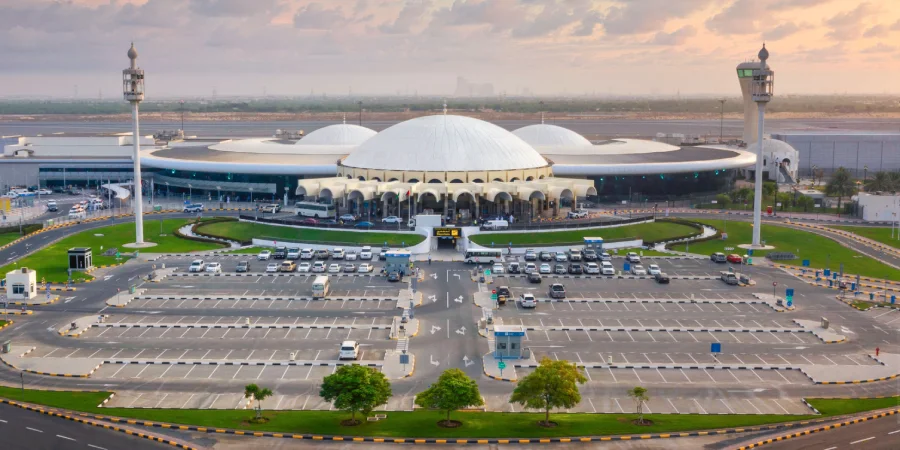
6, 267, 36, 300
384, 249, 412, 276
68, 247, 93, 272
583, 237, 603, 252
493, 325, 525, 359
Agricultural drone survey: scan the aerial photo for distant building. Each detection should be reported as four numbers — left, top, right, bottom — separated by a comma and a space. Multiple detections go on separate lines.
771, 132, 900, 177
454, 77, 494, 97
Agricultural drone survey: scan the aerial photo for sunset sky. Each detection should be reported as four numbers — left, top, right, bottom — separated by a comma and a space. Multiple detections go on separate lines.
1, 0, 898, 98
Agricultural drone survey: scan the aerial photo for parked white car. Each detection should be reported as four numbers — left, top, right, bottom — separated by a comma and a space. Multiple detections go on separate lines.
631, 264, 647, 276
345, 251, 358, 261
381, 216, 402, 224
265, 263, 279, 273
584, 262, 600, 274
331, 248, 345, 259
519, 293, 537, 308
312, 261, 326, 273
286, 248, 300, 260
491, 263, 505, 274
648, 264, 661, 276
524, 263, 537, 274
601, 261, 615, 275
297, 262, 311, 273
327, 263, 341, 273
626, 252, 641, 263
205, 262, 222, 273
358, 263, 374, 273
360, 246, 373, 260
257, 250, 272, 260
554, 253, 567, 262
188, 260, 206, 272
539, 263, 552, 274
300, 248, 314, 260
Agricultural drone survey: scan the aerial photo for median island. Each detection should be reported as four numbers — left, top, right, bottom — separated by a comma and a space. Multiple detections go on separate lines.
195, 221, 425, 247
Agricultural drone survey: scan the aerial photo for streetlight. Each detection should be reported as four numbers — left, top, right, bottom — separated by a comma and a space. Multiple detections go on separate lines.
180, 99, 185, 132
249, 187, 254, 204
718, 98, 726, 143
811, 165, 817, 184
188, 183, 192, 201
357, 101, 363, 126
165, 181, 169, 200
216, 186, 221, 202
863, 165, 868, 187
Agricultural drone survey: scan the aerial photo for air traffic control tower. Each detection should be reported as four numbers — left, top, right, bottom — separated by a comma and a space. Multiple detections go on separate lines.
737, 59, 774, 145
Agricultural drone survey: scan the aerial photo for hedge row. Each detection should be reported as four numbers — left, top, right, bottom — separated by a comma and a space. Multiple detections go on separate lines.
0, 223, 43, 236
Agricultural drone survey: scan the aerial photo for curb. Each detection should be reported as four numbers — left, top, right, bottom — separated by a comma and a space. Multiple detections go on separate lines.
0, 320, 12, 331
735, 408, 899, 450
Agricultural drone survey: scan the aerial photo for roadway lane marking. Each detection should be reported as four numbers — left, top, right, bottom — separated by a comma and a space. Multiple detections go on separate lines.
26, 427, 43, 433
850, 437, 875, 444
0, 419, 6, 423
56, 435, 77, 442
888, 429, 900, 435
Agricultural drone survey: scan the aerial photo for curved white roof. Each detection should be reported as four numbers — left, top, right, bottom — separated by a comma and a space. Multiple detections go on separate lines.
341, 115, 548, 172
746, 138, 798, 157
512, 124, 593, 149
296, 124, 376, 146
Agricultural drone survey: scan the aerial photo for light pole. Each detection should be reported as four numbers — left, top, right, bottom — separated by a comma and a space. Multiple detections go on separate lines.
718, 98, 726, 142
863, 165, 868, 189
812, 165, 817, 184
180, 99, 185, 132
249, 187, 254, 204
165, 182, 169, 201
123, 42, 148, 245
750, 44, 774, 248
357, 101, 363, 126
188, 184, 192, 201
217, 186, 221, 202
539, 100, 545, 124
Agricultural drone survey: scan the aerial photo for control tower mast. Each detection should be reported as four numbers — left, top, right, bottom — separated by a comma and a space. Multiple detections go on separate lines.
749, 44, 774, 248
123, 43, 152, 247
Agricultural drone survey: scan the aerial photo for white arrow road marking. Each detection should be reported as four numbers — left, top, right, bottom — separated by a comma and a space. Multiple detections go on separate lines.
454, 296, 463, 303
774, 347, 808, 350
727, 388, 767, 393
430, 273, 437, 279
463, 355, 474, 367
430, 355, 439, 366
455, 326, 466, 335
431, 325, 442, 334
841, 326, 855, 334
429, 295, 437, 303
103, 275, 114, 281
453, 273, 461, 279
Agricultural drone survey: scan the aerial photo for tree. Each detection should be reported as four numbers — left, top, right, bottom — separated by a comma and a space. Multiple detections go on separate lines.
414, 368, 483, 426
825, 167, 857, 216
244, 384, 273, 421
320, 365, 392, 425
509, 358, 587, 426
627, 386, 650, 425
762, 181, 777, 199
865, 171, 899, 193
775, 192, 792, 211
714, 194, 731, 208
796, 195, 815, 212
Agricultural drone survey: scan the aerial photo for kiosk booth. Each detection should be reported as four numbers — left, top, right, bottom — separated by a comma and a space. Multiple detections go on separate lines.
384, 250, 412, 276
68, 247, 93, 272
5, 267, 36, 300
493, 325, 525, 359
583, 237, 603, 252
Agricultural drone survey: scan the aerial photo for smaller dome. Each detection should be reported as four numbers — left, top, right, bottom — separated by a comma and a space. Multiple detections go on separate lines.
512, 124, 593, 149
747, 138, 797, 159
758, 43, 769, 61
296, 124, 376, 146
127, 43, 138, 60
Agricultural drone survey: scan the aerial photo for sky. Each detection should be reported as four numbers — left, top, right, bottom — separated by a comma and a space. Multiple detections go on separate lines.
1, 0, 899, 98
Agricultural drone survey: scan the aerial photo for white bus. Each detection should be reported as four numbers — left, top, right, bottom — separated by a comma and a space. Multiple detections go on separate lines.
295, 201, 335, 218
312, 275, 330, 299
463, 249, 503, 264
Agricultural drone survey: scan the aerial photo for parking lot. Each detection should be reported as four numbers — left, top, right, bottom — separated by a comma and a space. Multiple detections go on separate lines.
503, 255, 751, 277
148, 273, 402, 299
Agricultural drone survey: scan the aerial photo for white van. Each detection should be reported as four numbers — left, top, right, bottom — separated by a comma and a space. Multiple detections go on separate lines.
339, 340, 360, 360
484, 219, 509, 230
312, 275, 330, 299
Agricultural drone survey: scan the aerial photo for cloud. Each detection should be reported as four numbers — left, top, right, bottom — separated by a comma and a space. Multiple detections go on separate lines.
571, 10, 603, 37
765, 22, 802, 41
770, 0, 832, 10
379, 1, 432, 34
824, 2, 878, 40
860, 43, 897, 53
650, 25, 697, 45
293, 3, 351, 30
511, 2, 581, 38
429, 0, 527, 33
862, 24, 887, 38
891, 19, 900, 31
188, 0, 283, 17
602, 0, 714, 36
705, 0, 769, 35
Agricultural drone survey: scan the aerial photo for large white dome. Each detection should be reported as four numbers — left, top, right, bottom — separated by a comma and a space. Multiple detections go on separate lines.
512, 124, 593, 149
341, 115, 548, 172
296, 124, 376, 146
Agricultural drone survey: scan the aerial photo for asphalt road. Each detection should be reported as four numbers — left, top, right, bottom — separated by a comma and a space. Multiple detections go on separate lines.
0, 402, 172, 450
749, 413, 900, 450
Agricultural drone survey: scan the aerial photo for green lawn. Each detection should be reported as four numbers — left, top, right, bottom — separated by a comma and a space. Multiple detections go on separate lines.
470, 222, 698, 247
1, 386, 897, 438
0, 320, 8, 329
223, 246, 267, 254
669, 219, 898, 280
612, 248, 673, 257
196, 221, 425, 247
832, 226, 900, 250
0, 219, 226, 283
0, 232, 23, 247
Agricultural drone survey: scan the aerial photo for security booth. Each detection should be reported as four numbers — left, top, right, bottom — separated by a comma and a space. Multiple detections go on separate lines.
583, 237, 603, 252
384, 249, 412, 276
5, 267, 36, 300
433, 227, 460, 250
68, 247, 93, 272
493, 325, 525, 359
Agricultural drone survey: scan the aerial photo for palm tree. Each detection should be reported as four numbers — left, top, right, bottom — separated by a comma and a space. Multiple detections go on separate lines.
825, 167, 856, 216
865, 171, 899, 193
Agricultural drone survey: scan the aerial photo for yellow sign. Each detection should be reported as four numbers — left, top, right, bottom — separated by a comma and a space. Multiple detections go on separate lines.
433, 228, 459, 237
0, 198, 9, 212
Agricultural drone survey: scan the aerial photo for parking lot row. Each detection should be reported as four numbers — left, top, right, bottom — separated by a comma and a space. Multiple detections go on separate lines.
30, 347, 381, 362
505, 316, 797, 329
517, 366, 814, 387
81, 324, 392, 341
126, 297, 399, 311
524, 350, 876, 367
103, 314, 394, 326
105, 389, 409, 412
90, 361, 382, 382
500, 300, 772, 314
519, 328, 822, 345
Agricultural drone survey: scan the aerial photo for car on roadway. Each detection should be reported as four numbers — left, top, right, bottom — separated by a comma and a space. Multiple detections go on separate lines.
528, 272, 542, 283
300, 248, 314, 260
37, 188, 52, 195
549, 283, 566, 299
205, 262, 222, 273
315, 249, 330, 260
297, 262, 311, 273
584, 262, 600, 274
286, 248, 300, 260
601, 261, 615, 275
360, 246, 373, 260
726, 253, 743, 264
554, 252, 568, 262
331, 248, 345, 259
312, 261, 326, 273
568, 263, 583, 274
327, 263, 341, 273
358, 263, 374, 273
491, 263, 505, 274
711, 252, 727, 263
387, 271, 401, 282
339, 214, 357, 222
654, 272, 670, 284
631, 264, 647, 276
343, 263, 356, 273
539, 251, 553, 261
236, 261, 250, 273
554, 264, 567, 274
539, 263, 552, 274
257, 250, 272, 260
566, 210, 588, 219
625, 252, 641, 263
300, 218, 319, 225
183, 203, 204, 213
519, 293, 537, 308
382, 216, 402, 224
583, 249, 597, 261
524, 263, 537, 274
647, 264, 661, 276
47, 200, 59, 212
265, 263, 279, 273
524, 249, 537, 261
189, 259, 206, 272
345, 251, 358, 261
280, 261, 296, 272
354, 221, 375, 228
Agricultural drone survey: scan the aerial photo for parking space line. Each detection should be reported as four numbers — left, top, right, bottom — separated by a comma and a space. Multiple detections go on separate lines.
608, 368, 618, 383
702, 369, 716, 383
693, 399, 707, 414
745, 399, 763, 414
771, 399, 791, 414
183, 365, 197, 379
720, 399, 735, 414
614, 398, 625, 413
773, 370, 792, 384
181, 394, 195, 409
726, 369, 741, 383
132, 364, 151, 379
822, 355, 839, 365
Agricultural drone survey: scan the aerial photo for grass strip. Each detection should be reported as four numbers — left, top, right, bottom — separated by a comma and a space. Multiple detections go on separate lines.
196, 221, 425, 247
470, 222, 697, 247
831, 225, 900, 250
